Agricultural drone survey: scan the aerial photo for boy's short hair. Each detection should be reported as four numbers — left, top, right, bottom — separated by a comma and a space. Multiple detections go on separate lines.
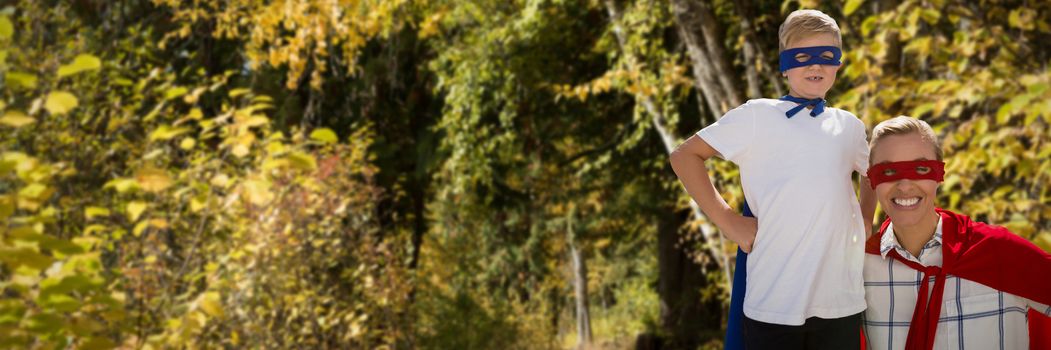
870, 116, 943, 162
778, 10, 843, 51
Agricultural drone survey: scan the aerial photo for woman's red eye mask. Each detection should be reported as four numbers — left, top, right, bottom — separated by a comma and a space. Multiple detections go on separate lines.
866, 160, 945, 189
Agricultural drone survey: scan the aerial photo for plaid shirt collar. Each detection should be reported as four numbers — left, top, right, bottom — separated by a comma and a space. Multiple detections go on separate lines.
878, 217, 944, 262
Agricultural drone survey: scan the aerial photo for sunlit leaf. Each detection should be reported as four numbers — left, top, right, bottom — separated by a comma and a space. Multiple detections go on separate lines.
19, 183, 49, 199
0, 110, 34, 128
133, 220, 149, 237
45, 91, 79, 115
149, 125, 191, 141
57, 54, 102, 78
180, 137, 196, 150
1008, 9, 1035, 31
40, 294, 79, 312
0, 247, 55, 270
165, 86, 188, 100
241, 178, 273, 205
85, 207, 110, 220
844, 0, 865, 16
126, 201, 147, 222
243, 115, 269, 128
198, 291, 224, 318
5, 72, 37, 89
0, 15, 12, 39
229, 88, 251, 98
287, 151, 317, 171
136, 167, 173, 193
310, 128, 338, 144
103, 178, 139, 193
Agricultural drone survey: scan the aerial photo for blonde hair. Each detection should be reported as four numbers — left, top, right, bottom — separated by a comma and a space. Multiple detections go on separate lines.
870, 116, 943, 163
778, 10, 843, 51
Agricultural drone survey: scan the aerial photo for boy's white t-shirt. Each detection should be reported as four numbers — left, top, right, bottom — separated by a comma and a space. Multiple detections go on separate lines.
697, 98, 869, 326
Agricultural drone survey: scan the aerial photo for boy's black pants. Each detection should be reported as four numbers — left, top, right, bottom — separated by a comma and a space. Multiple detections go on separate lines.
742, 312, 862, 350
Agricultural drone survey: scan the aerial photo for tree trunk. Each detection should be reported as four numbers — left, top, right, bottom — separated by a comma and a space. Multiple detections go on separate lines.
656, 206, 724, 349
670, 0, 743, 120
567, 205, 592, 349
570, 243, 591, 349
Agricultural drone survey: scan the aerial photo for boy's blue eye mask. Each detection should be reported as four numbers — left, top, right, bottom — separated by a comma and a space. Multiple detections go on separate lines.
779, 46, 842, 72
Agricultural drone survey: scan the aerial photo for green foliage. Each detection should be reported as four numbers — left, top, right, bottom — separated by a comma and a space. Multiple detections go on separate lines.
1, 2, 408, 348
3, 0, 1049, 348
838, 0, 1051, 250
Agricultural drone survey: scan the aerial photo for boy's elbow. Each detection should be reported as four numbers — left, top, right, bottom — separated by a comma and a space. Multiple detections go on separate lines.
669, 145, 688, 164
669, 146, 700, 171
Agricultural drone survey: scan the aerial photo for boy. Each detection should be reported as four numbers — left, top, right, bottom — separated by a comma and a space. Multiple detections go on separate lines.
670, 9, 875, 349
861, 116, 1051, 350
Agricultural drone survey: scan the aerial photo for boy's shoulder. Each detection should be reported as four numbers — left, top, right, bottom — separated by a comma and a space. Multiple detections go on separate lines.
824, 106, 865, 128
823, 105, 859, 118
726, 98, 787, 117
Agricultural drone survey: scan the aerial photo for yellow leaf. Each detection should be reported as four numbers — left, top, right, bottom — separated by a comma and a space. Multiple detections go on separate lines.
149, 218, 169, 230
243, 115, 269, 128
231, 144, 250, 158
241, 179, 273, 205
45, 91, 79, 115
19, 183, 49, 199
210, 174, 230, 188
127, 201, 147, 222
0, 15, 12, 39
57, 54, 102, 78
228, 88, 251, 98
287, 151, 316, 171
190, 196, 205, 212
5, 72, 37, 89
103, 178, 139, 193
180, 138, 196, 150
132, 220, 149, 237
149, 125, 190, 141
84, 224, 106, 235
135, 167, 173, 193
198, 292, 224, 318
0, 111, 34, 128
310, 128, 338, 144
85, 206, 110, 220
165, 86, 188, 100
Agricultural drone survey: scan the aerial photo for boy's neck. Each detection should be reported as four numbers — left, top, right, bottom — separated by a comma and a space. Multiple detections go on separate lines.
785, 93, 826, 109
892, 211, 940, 259
786, 93, 825, 100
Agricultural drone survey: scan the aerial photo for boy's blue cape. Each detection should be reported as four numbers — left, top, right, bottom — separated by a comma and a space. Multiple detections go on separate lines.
724, 201, 751, 350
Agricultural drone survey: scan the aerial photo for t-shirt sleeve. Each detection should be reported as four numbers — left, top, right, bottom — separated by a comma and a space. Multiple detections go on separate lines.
696, 104, 755, 163
852, 117, 870, 174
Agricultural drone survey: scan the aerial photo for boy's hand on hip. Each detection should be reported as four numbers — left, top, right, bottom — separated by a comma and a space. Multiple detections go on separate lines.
724, 215, 758, 253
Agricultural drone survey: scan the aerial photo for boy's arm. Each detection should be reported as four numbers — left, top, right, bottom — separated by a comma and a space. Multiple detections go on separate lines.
670, 135, 758, 253
859, 176, 876, 237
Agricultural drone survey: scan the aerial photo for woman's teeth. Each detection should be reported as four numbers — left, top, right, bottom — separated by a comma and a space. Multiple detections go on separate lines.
893, 197, 920, 206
